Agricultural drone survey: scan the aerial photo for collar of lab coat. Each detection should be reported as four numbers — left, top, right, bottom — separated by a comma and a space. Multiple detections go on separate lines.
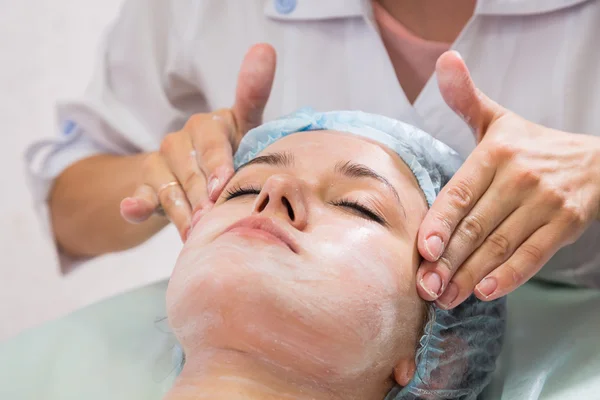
263, 0, 594, 20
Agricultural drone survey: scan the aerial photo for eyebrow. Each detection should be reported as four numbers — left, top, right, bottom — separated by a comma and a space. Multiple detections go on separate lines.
238, 152, 406, 216
335, 161, 406, 217
237, 151, 296, 170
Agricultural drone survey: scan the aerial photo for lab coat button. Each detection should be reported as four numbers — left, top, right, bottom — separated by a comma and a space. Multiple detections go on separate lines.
275, 0, 296, 14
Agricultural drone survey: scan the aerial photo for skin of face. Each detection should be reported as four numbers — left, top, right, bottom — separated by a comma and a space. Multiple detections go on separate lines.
166, 131, 429, 399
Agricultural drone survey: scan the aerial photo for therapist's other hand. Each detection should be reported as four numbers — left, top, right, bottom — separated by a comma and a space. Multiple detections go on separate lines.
416, 51, 600, 308
119, 44, 276, 240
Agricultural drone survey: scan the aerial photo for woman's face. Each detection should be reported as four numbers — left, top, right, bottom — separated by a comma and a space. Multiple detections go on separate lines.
166, 131, 429, 388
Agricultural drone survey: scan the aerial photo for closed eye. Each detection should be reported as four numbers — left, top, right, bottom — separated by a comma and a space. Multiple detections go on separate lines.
224, 184, 261, 200
331, 199, 386, 225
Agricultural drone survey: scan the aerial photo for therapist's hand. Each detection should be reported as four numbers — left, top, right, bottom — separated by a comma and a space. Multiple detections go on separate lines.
416, 51, 600, 308
119, 44, 276, 240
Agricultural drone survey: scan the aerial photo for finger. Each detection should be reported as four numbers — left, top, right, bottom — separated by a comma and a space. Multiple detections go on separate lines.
435, 204, 545, 309
474, 224, 561, 301
417, 179, 520, 301
120, 185, 159, 223
233, 43, 277, 135
160, 132, 211, 214
436, 51, 506, 141
418, 149, 496, 266
145, 154, 193, 240
189, 113, 236, 202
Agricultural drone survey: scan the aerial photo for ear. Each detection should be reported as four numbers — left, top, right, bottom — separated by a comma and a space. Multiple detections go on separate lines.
393, 357, 416, 387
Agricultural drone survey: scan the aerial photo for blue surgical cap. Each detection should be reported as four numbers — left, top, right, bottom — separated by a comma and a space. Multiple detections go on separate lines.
234, 108, 507, 399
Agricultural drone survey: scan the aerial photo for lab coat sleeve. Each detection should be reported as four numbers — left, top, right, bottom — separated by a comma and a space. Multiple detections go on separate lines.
24, 0, 204, 269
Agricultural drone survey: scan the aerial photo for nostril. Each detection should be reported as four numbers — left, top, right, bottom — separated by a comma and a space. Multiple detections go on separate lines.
257, 195, 269, 212
282, 197, 295, 221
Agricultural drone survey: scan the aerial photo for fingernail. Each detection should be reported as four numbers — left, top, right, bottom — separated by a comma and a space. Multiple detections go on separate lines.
182, 226, 191, 242
120, 198, 146, 223
420, 271, 443, 299
208, 166, 234, 201
121, 197, 138, 209
451, 50, 463, 60
476, 277, 498, 298
207, 176, 220, 199
436, 282, 459, 309
424, 235, 444, 260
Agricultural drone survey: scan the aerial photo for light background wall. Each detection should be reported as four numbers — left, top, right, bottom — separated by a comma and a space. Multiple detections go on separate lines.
0, 0, 180, 341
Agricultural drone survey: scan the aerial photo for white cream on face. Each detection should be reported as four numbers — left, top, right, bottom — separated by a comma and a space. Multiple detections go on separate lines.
168, 250, 412, 390
166, 131, 427, 395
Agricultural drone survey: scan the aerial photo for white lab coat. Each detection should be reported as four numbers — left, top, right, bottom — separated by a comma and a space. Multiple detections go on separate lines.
25, 0, 600, 282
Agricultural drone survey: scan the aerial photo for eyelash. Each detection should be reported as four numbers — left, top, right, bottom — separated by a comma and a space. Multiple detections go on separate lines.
330, 199, 386, 225
224, 184, 386, 225
225, 184, 262, 200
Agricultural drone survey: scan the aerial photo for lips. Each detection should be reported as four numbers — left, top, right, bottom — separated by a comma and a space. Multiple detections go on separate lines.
222, 216, 299, 253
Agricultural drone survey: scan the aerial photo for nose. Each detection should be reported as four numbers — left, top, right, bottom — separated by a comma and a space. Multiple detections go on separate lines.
253, 174, 308, 230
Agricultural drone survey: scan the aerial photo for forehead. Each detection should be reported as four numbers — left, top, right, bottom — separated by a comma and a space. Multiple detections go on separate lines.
259, 130, 419, 187
264, 130, 381, 156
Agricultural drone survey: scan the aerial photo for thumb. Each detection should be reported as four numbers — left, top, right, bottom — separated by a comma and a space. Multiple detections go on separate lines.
436, 51, 505, 142
232, 43, 277, 135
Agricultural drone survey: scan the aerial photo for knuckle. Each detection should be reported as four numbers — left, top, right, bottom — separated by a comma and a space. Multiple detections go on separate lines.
503, 262, 524, 286
456, 214, 486, 244
537, 183, 588, 231
519, 243, 544, 266
560, 202, 587, 231
478, 149, 496, 169
430, 210, 454, 234
160, 192, 177, 210
159, 132, 179, 155
188, 111, 232, 138
436, 255, 455, 274
489, 139, 517, 160
542, 184, 567, 208
485, 232, 512, 260
445, 182, 475, 211
197, 152, 231, 177
159, 189, 185, 211
206, 150, 232, 170
197, 143, 216, 166
199, 135, 227, 155
514, 167, 541, 189
194, 132, 230, 162
459, 265, 479, 290
186, 113, 206, 130
180, 170, 200, 194
213, 109, 237, 135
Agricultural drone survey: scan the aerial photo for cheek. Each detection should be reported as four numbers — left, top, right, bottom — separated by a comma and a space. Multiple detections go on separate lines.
166, 205, 247, 325
303, 222, 419, 343
166, 246, 246, 346
308, 222, 413, 295
191, 201, 248, 232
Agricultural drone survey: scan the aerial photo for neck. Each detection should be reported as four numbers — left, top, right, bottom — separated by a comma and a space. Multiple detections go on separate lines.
376, 0, 476, 43
164, 349, 386, 400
